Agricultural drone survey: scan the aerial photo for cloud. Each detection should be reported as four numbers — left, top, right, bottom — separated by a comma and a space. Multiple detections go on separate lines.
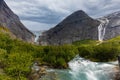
4, 0, 120, 30
21, 20, 55, 31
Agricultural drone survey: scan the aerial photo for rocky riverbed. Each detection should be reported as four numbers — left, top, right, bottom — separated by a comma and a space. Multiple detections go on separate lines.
29, 62, 47, 80
29, 59, 120, 80
114, 67, 120, 80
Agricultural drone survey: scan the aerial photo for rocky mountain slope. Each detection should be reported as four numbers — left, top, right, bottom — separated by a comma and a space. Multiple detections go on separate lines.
39, 10, 100, 45
0, 0, 35, 42
39, 10, 120, 45
99, 11, 120, 40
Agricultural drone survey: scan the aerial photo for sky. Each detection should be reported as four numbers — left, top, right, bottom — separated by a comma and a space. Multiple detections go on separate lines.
4, 0, 120, 31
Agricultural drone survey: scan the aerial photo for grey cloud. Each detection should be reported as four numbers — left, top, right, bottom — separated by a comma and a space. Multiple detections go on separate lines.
21, 20, 56, 31
19, 7, 65, 24
84, 0, 120, 18
4, 0, 120, 30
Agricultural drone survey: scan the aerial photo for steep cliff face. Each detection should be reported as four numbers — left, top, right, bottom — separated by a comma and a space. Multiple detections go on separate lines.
100, 11, 120, 40
0, 0, 35, 42
39, 10, 120, 45
39, 10, 100, 45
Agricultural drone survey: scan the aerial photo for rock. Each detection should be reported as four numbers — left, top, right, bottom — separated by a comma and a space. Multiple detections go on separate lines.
101, 11, 120, 40
110, 66, 120, 80
29, 63, 47, 80
39, 10, 120, 45
39, 10, 100, 45
40, 71, 58, 80
0, 0, 35, 43
114, 72, 120, 80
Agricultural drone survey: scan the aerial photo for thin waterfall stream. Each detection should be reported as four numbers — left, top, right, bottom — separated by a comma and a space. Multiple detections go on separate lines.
98, 18, 109, 41
32, 31, 44, 43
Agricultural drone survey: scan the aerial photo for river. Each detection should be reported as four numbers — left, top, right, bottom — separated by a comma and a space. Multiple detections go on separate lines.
40, 55, 118, 80
32, 31, 118, 80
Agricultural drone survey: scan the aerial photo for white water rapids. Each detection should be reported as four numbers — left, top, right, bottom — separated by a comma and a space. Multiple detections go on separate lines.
98, 18, 109, 41
40, 55, 118, 80
33, 18, 118, 80
68, 55, 117, 80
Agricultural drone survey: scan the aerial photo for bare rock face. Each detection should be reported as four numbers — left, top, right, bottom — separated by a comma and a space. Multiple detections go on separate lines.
102, 11, 120, 40
39, 10, 100, 45
0, 0, 35, 42
39, 10, 120, 45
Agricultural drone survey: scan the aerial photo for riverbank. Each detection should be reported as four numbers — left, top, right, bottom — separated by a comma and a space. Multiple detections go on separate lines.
29, 56, 119, 80
114, 66, 120, 80
115, 72, 120, 80
1, 29, 120, 79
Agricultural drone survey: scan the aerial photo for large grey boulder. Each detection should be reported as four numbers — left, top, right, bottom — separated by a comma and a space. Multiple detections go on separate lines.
39, 10, 100, 45
0, 0, 35, 42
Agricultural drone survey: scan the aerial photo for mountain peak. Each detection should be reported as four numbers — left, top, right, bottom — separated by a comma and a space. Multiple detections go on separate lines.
59, 10, 90, 25
39, 10, 100, 45
70, 10, 89, 18
73, 10, 88, 16
68, 10, 89, 18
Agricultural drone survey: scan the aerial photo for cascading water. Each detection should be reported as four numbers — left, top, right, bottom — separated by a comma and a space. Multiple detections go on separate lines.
68, 55, 117, 80
40, 55, 117, 80
98, 18, 109, 41
32, 31, 43, 42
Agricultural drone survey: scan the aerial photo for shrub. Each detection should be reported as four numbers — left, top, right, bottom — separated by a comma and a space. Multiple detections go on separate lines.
92, 43, 119, 62
4, 52, 33, 79
78, 46, 94, 59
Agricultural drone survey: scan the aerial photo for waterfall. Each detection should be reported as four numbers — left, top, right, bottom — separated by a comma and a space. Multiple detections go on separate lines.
32, 31, 43, 43
98, 18, 109, 41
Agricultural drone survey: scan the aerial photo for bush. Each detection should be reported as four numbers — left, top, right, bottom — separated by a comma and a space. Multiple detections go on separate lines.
56, 57, 67, 68
0, 75, 14, 80
92, 43, 119, 62
78, 46, 94, 58
4, 52, 33, 79
0, 48, 7, 68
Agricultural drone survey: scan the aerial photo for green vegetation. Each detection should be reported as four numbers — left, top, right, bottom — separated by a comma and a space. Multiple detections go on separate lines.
0, 25, 9, 32
0, 26, 120, 79
73, 39, 120, 62
0, 27, 77, 79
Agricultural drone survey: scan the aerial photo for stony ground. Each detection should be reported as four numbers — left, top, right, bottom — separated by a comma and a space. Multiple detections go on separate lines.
112, 66, 120, 80
114, 72, 120, 80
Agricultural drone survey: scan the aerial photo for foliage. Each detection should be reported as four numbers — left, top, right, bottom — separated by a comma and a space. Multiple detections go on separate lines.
0, 26, 120, 79
73, 39, 98, 46
77, 45, 94, 58
4, 52, 33, 79
0, 31, 78, 79
0, 75, 13, 80
92, 43, 119, 61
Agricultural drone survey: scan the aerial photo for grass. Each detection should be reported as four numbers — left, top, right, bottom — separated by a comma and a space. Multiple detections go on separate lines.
0, 25, 120, 79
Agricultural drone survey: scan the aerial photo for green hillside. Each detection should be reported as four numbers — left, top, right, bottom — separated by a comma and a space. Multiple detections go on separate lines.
0, 25, 120, 79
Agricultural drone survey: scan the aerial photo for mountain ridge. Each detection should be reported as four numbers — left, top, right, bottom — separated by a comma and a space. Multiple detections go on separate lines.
39, 10, 100, 45
0, 0, 35, 42
98, 11, 120, 40
39, 10, 120, 45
